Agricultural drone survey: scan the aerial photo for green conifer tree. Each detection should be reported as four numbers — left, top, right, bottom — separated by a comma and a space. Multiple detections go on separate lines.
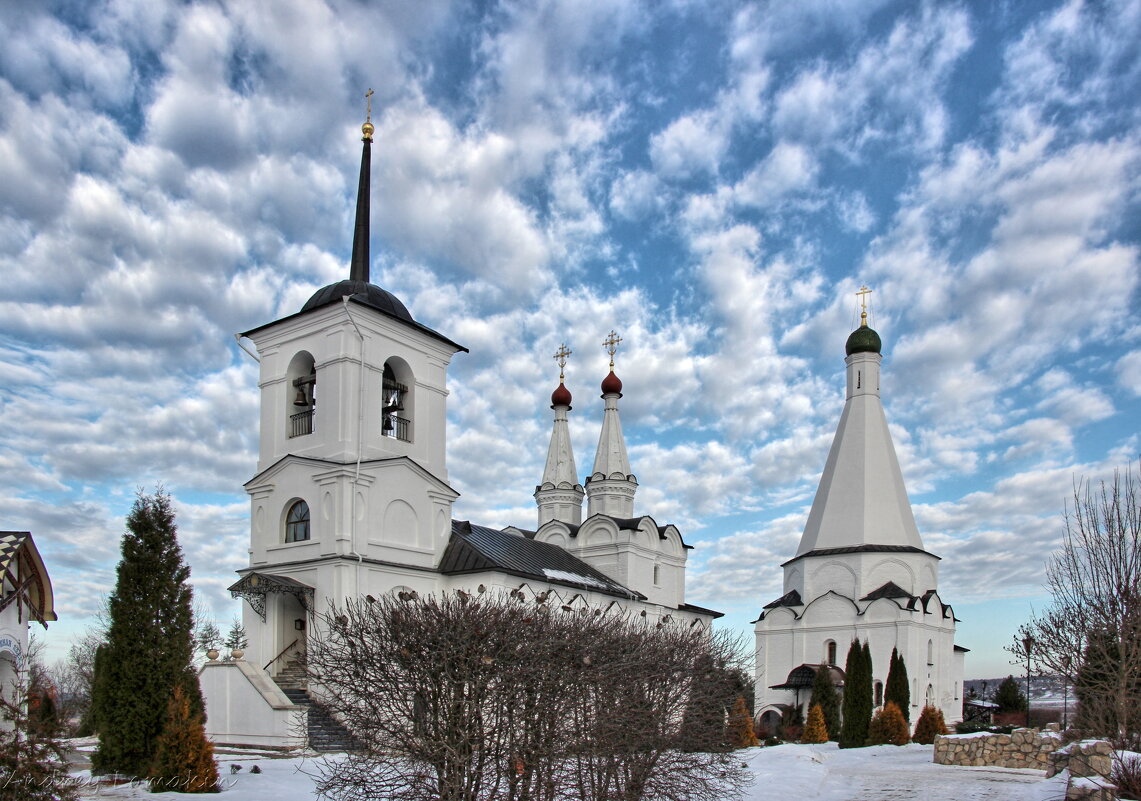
994, 675, 1027, 714
884, 647, 911, 723
839, 640, 872, 748
808, 664, 840, 740
90, 489, 204, 778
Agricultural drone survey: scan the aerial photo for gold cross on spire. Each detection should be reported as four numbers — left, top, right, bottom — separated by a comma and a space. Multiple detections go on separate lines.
365, 88, 374, 122
603, 330, 622, 369
856, 285, 873, 327
554, 343, 572, 383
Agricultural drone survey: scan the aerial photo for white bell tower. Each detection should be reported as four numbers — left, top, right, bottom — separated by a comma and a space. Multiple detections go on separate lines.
232, 108, 466, 672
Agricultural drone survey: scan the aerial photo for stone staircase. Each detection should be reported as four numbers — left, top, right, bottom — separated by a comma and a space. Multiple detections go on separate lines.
272, 660, 357, 752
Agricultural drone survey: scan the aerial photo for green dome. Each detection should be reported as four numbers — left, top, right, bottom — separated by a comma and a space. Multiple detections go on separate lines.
845, 325, 882, 355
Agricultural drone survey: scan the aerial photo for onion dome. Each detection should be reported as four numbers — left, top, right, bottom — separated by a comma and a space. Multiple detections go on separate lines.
601, 370, 623, 395
551, 382, 572, 407
845, 324, 882, 356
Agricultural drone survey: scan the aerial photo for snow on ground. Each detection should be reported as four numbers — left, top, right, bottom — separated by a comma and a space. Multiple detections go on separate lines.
742, 743, 1068, 801
71, 742, 1070, 800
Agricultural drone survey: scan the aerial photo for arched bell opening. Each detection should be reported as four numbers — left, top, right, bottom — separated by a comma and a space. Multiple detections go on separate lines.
382, 357, 414, 442
286, 351, 316, 438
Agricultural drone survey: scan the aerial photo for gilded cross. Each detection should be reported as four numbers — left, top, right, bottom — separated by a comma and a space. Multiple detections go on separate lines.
856, 285, 873, 326
603, 330, 622, 368
554, 343, 572, 382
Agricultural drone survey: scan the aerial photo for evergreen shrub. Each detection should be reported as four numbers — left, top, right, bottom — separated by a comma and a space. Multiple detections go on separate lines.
802, 703, 829, 744
867, 701, 909, 746
726, 696, 759, 748
913, 705, 948, 744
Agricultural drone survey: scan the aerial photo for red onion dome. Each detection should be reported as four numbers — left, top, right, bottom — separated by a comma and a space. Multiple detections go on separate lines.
600, 370, 623, 395
550, 382, 572, 407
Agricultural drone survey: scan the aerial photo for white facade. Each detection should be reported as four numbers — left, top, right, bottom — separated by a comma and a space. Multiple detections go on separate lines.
753, 323, 964, 732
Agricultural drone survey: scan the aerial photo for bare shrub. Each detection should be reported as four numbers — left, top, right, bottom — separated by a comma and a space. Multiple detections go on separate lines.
304, 592, 748, 801
1013, 462, 1141, 750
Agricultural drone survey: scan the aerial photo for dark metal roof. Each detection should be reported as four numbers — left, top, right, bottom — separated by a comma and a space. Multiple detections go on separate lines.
440, 521, 642, 600
859, 581, 914, 602
763, 589, 803, 609
770, 663, 845, 690
954, 644, 970, 653
240, 291, 467, 353
678, 602, 724, 619
227, 572, 314, 594
781, 544, 938, 568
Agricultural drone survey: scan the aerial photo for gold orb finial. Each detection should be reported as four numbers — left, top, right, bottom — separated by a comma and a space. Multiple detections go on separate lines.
362, 88, 375, 140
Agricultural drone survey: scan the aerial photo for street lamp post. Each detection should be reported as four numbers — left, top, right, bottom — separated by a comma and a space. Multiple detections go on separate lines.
1021, 634, 1034, 728
1061, 655, 1071, 730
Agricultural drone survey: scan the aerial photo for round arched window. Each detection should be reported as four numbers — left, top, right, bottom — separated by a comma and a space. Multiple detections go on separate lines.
285, 500, 310, 543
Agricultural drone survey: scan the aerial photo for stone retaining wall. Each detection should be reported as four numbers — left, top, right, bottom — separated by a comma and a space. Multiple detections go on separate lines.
1048, 740, 1115, 779
933, 727, 1063, 769
934, 728, 1119, 801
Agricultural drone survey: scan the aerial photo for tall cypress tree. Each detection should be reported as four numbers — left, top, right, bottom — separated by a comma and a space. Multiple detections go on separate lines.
808, 664, 840, 740
861, 641, 874, 739
840, 640, 873, 748
884, 647, 910, 723
91, 490, 204, 778
839, 640, 861, 748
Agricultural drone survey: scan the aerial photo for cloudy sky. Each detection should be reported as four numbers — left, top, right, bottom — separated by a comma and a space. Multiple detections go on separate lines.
2, 0, 1138, 678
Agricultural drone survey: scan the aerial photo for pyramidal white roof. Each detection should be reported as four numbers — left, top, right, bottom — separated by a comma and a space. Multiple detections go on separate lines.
796, 328, 926, 556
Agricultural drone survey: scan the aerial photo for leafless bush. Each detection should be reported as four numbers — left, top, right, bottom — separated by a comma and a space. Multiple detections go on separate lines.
1112, 752, 1141, 800
1014, 462, 1141, 750
303, 591, 748, 801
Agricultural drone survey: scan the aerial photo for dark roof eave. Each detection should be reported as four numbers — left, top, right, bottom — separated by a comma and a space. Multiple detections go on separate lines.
239, 295, 467, 353
781, 544, 940, 568
678, 602, 724, 619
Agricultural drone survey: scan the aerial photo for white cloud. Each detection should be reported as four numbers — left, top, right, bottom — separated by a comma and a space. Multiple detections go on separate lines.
1118, 350, 1141, 397
650, 111, 729, 180
732, 141, 818, 208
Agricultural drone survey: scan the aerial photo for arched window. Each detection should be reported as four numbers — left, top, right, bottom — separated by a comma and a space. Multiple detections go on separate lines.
653, 564, 661, 585
926, 684, 935, 707
826, 640, 837, 665
927, 639, 934, 665
285, 500, 310, 542
875, 681, 883, 708
382, 360, 412, 442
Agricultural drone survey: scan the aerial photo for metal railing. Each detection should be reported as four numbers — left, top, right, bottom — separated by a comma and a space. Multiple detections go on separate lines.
383, 414, 411, 442
264, 637, 300, 672
290, 409, 313, 437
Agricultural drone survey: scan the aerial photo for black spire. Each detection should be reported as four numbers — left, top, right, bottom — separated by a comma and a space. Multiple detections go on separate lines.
349, 115, 374, 283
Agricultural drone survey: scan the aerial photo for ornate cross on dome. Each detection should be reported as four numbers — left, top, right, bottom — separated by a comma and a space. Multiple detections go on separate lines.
856, 285, 873, 327
603, 330, 622, 368
554, 343, 572, 383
